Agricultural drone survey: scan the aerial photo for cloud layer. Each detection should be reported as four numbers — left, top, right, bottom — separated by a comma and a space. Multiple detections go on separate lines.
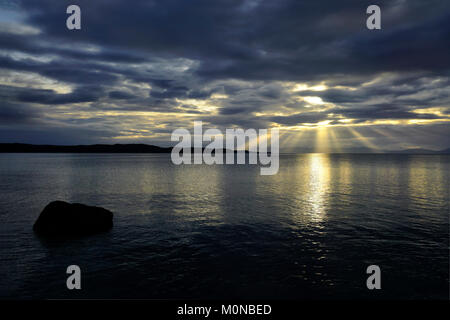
0, 0, 449, 151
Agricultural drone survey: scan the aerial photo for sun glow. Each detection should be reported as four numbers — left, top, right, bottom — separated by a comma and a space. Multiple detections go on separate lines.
302, 96, 324, 105
175, 98, 219, 113
292, 83, 327, 92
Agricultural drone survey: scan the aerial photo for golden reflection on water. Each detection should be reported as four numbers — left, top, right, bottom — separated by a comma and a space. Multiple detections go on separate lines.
301, 154, 331, 223
407, 156, 445, 206
337, 156, 351, 193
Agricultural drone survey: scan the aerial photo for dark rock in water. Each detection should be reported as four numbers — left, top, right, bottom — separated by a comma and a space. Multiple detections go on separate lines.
33, 201, 113, 236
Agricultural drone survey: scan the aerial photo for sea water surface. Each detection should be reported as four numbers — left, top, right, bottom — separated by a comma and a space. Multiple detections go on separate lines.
0, 153, 448, 299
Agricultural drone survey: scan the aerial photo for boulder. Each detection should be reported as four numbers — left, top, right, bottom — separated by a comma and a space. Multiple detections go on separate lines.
33, 201, 113, 236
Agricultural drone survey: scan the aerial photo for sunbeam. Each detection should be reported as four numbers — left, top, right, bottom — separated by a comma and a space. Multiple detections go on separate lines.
345, 126, 379, 151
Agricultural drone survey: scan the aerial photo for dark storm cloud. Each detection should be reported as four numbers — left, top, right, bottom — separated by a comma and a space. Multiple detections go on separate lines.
0, 102, 40, 124
347, 11, 450, 72
219, 107, 248, 115
0, 54, 119, 85
0, 0, 448, 146
0, 84, 104, 105
108, 90, 135, 100
269, 112, 331, 125
331, 104, 441, 121
0, 32, 148, 64
299, 73, 450, 113
21, 86, 103, 104
20, 0, 450, 79
150, 86, 189, 99
203, 115, 271, 130
43, 66, 118, 85
8, 0, 450, 85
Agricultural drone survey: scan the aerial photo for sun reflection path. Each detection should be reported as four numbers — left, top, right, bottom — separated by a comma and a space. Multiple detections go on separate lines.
305, 154, 330, 222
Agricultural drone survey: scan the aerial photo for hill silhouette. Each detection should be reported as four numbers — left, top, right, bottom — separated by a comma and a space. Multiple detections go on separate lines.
0, 143, 172, 153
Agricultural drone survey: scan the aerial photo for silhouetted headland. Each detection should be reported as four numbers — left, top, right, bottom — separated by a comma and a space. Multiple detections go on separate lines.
0, 143, 172, 153
0, 143, 252, 154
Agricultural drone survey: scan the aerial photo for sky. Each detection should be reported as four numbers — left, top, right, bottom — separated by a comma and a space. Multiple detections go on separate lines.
0, 0, 449, 152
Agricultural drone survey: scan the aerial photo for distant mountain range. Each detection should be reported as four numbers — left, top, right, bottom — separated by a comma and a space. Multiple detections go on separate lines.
0, 143, 449, 154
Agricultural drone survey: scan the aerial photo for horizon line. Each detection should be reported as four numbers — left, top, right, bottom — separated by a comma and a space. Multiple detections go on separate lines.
0, 142, 449, 154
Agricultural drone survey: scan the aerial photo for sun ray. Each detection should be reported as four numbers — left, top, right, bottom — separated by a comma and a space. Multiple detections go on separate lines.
327, 127, 342, 153
314, 126, 331, 153
345, 126, 379, 151
280, 129, 306, 150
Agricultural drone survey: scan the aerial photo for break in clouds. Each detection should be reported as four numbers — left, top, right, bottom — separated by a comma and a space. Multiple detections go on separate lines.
0, 0, 449, 151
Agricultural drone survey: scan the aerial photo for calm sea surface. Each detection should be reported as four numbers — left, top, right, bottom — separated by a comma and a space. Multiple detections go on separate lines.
0, 153, 448, 299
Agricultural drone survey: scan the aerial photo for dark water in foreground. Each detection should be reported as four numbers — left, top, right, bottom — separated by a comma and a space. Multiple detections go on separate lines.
0, 153, 448, 299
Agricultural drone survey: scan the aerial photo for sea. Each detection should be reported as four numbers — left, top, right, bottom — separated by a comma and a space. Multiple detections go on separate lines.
0, 153, 448, 299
